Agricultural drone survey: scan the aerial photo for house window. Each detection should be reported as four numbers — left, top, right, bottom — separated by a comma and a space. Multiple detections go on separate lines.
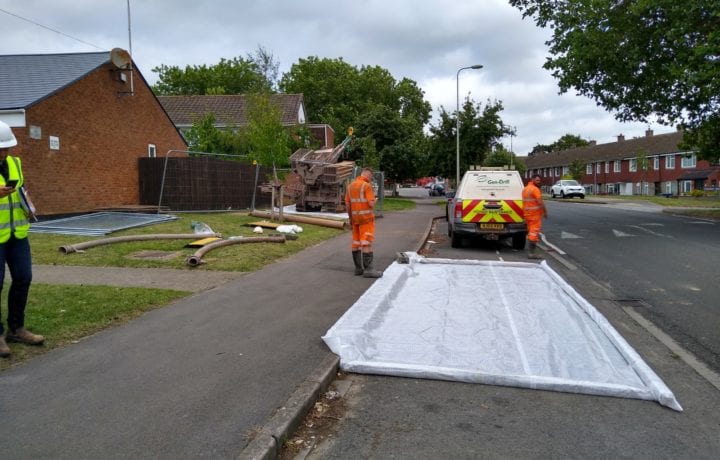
605, 162, 609, 173
666, 155, 675, 169
614, 160, 621, 172
586, 164, 592, 174
148, 144, 157, 158
681, 153, 696, 168
682, 180, 692, 193
562, 166, 569, 176
665, 182, 672, 194
629, 158, 637, 172
653, 156, 659, 170
596, 163, 601, 173
554, 167, 560, 177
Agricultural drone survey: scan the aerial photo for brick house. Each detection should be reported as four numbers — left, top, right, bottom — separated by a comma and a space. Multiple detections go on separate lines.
0, 50, 187, 215
158, 94, 335, 148
522, 129, 720, 196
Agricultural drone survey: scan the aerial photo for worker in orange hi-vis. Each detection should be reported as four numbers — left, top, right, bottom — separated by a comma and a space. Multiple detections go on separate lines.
345, 167, 382, 278
522, 173, 548, 259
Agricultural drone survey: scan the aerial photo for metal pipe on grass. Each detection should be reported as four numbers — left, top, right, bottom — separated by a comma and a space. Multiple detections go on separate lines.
185, 236, 286, 267
59, 233, 221, 254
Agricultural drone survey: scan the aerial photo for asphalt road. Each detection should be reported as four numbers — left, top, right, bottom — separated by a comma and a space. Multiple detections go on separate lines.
298, 199, 720, 459
541, 199, 720, 374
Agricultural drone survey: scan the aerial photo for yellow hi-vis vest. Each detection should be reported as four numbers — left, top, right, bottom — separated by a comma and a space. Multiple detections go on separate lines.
0, 156, 30, 243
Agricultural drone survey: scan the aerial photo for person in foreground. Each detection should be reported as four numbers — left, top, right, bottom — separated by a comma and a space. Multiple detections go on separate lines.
0, 120, 43, 358
522, 173, 548, 260
345, 167, 382, 278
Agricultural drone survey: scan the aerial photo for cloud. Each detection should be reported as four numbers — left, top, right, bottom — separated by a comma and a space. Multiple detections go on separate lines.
0, 0, 675, 154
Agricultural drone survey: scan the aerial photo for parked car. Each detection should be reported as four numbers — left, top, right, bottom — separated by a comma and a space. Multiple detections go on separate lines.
550, 180, 585, 199
447, 169, 527, 249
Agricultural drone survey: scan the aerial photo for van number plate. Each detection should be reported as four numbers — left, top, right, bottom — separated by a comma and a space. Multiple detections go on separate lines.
480, 223, 504, 230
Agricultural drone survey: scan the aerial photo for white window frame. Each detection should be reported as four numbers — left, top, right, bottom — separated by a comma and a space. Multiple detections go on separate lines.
554, 167, 560, 177
682, 180, 692, 193
148, 144, 157, 158
666, 155, 675, 169
665, 182, 672, 194
629, 158, 637, 172
562, 166, 569, 176
604, 161, 609, 173
653, 156, 659, 170
614, 160, 621, 172
681, 153, 696, 168
586, 164, 592, 174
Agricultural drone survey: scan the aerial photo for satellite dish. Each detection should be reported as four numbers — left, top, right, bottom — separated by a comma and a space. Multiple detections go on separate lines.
110, 48, 131, 69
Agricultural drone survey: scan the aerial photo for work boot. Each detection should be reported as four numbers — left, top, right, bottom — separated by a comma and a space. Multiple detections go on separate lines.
352, 250, 364, 276
362, 252, 383, 278
0, 336, 10, 358
527, 241, 543, 260
6, 328, 45, 346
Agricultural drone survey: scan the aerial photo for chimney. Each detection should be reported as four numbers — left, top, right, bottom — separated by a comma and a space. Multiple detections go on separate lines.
645, 129, 653, 137
617, 134, 625, 142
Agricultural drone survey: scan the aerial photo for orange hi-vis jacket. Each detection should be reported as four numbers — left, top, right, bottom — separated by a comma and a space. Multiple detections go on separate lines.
346, 175, 375, 224
522, 182, 543, 218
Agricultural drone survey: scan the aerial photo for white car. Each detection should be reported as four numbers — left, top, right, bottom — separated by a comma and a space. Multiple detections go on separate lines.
551, 180, 585, 199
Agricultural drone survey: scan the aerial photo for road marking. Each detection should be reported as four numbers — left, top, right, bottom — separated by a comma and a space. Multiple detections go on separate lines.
612, 229, 635, 237
641, 223, 664, 227
540, 233, 566, 255
621, 306, 720, 392
686, 221, 714, 224
561, 231, 582, 239
628, 225, 671, 238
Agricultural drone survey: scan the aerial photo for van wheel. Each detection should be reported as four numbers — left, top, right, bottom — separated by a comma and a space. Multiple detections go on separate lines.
560, 191, 565, 198
551, 191, 556, 198
451, 232, 462, 248
512, 234, 526, 250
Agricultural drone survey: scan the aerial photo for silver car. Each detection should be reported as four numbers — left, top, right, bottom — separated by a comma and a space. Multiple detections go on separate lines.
550, 180, 585, 199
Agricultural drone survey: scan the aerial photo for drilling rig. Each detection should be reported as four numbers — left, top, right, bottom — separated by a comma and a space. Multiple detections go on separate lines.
289, 131, 355, 212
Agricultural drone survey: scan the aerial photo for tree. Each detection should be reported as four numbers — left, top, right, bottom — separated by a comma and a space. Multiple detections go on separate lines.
184, 113, 244, 156
569, 159, 585, 182
244, 94, 293, 168
152, 47, 277, 95
428, 97, 512, 184
510, 0, 720, 161
484, 145, 525, 175
531, 134, 589, 154
280, 56, 432, 180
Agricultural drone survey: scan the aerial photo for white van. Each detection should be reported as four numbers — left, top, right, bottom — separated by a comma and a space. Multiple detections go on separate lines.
447, 168, 527, 249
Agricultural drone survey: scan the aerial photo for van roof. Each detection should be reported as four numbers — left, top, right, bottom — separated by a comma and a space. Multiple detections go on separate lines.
458, 170, 524, 200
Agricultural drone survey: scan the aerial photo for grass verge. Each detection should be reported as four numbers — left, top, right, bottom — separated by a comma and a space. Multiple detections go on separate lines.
1, 284, 187, 370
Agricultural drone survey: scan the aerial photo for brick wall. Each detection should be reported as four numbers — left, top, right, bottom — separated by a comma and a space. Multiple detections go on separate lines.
11, 63, 187, 215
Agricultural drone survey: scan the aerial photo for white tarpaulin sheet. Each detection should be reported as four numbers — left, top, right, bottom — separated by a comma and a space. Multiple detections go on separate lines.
323, 253, 682, 411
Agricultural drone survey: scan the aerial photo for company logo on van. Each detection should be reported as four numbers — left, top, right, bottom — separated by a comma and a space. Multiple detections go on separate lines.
475, 174, 511, 185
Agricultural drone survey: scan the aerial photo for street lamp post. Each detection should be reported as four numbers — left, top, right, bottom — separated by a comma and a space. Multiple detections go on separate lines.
456, 64, 483, 187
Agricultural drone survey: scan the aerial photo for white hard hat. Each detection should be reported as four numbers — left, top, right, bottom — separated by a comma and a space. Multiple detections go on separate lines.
0, 121, 17, 148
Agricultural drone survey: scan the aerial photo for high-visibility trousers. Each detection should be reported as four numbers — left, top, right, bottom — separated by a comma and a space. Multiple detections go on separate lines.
351, 221, 375, 250
525, 213, 542, 242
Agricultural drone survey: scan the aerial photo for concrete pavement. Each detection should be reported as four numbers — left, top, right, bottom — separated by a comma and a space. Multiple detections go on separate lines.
0, 201, 442, 459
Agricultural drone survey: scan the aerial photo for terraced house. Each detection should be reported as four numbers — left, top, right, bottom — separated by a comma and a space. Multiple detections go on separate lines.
523, 129, 720, 196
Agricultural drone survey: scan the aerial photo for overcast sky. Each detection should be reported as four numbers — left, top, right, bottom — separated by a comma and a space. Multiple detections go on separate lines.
1, 0, 675, 155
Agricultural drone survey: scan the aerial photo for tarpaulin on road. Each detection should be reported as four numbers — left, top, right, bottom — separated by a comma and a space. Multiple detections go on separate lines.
322, 253, 682, 411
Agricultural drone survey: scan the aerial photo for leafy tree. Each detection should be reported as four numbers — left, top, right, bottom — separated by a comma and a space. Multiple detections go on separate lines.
184, 113, 244, 156
531, 134, 589, 154
510, 0, 720, 161
244, 94, 292, 168
484, 145, 525, 175
152, 46, 278, 95
569, 159, 585, 182
428, 97, 511, 185
280, 56, 432, 180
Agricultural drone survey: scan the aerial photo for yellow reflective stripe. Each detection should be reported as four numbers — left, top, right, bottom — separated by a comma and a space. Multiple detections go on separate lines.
353, 210, 373, 215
